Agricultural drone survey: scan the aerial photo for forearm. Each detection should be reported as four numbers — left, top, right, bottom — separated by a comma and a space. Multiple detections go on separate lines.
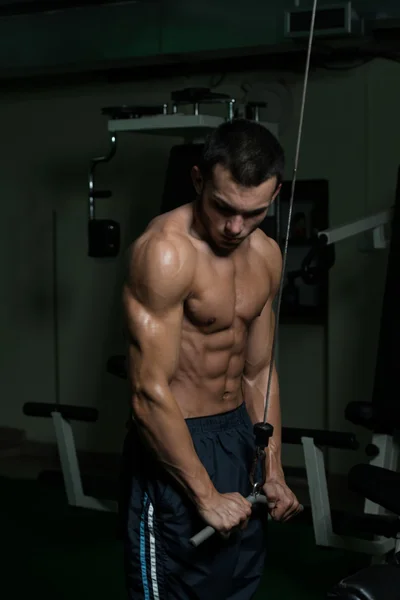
243, 364, 284, 479
132, 387, 215, 507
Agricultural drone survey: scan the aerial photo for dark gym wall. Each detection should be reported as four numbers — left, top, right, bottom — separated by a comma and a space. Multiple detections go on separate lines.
0, 59, 398, 475
1, 1, 400, 76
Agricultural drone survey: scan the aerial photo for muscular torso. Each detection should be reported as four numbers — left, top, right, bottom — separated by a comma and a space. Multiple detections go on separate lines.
136, 204, 274, 418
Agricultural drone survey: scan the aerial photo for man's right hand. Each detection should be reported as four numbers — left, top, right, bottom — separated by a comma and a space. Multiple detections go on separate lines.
197, 491, 253, 536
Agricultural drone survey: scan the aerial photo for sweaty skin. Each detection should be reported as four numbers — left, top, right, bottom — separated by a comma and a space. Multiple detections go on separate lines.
123, 166, 301, 534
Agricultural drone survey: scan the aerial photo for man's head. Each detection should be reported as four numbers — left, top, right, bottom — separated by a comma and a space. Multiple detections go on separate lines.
191, 118, 284, 251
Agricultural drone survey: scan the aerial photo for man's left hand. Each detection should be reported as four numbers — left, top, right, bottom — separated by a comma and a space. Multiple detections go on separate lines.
262, 478, 303, 522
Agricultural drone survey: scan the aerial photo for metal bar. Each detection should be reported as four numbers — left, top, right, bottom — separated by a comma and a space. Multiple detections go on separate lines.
190, 495, 267, 547
52, 411, 116, 512
78, 496, 117, 512
52, 211, 60, 409
107, 114, 225, 134
88, 133, 117, 220
318, 209, 392, 246
52, 411, 84, 506
302, 436, 334, 547
302, 436, 396, 558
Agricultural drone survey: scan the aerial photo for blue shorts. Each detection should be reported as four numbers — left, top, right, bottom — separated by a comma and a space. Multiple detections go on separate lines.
119, 403, 268, 600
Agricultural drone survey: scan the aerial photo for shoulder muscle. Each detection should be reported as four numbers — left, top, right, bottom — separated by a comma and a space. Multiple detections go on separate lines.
126, 232, 195, 312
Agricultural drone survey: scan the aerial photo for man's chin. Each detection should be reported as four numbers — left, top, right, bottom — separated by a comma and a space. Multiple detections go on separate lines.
220, 236, 242, 247
211, 236, 242, 254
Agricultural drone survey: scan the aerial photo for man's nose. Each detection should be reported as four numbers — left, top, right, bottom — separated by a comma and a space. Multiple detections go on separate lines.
225, 216, 243, 236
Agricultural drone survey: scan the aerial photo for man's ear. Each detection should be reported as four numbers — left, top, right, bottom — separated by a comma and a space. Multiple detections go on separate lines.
191, 165, 204, 195
272, 182, 282, 202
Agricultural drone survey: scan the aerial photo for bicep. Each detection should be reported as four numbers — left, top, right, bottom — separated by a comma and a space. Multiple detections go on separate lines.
124, 287, 183, 390
123, 234, 192, 393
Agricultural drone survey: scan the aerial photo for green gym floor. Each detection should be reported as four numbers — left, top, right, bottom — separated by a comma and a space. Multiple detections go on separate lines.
0, 475, 367, 600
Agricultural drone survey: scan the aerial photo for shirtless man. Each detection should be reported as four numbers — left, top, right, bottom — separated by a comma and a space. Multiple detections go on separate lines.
121, 119, 301, 600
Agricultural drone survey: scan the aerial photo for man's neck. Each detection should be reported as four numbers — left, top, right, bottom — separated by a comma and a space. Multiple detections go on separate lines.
190, 200, 234, 258
190, 200, 206, 240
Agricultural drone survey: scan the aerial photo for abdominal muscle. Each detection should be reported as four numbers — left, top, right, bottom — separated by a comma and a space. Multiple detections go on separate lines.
170, 320, 248, 418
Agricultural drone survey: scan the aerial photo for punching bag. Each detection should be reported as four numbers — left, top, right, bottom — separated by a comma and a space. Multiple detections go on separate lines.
160, 143, 204, 214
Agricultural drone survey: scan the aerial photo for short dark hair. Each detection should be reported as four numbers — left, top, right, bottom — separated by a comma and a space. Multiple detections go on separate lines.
199, 118, 284, 188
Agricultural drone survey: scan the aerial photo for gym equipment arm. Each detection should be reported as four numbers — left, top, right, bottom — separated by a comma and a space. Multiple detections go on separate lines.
348, 464, 400, 517
282, 427, 359, 450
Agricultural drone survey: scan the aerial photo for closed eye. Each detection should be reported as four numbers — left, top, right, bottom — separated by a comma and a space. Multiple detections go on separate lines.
247, 208, 267, 218
217, 204, 235, 216
213, 198, 268, 218
213, 199, 235, 215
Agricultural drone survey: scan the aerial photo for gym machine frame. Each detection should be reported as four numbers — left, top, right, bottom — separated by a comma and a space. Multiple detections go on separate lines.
87, 88, 279, 258
23, 401, 117, 512
23, 212, 117, 512
300, 207, 399, 560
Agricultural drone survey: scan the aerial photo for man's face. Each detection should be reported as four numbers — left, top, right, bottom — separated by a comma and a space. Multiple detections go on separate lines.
192, 164, 281, 251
